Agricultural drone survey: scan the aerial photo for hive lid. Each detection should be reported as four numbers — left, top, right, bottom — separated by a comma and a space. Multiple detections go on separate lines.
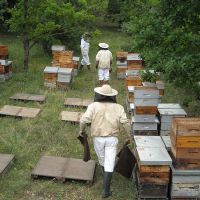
158, 108, 187, 116
127, 86, 135, 92
44, 66, 59, 73
127, 53, 142, 61
134, 136, 165, 148
73, 57, 80, 62
51, 45, 66, 51
136, 147, 172, 165
58, 68, 73, 74
158, 103, 182, 109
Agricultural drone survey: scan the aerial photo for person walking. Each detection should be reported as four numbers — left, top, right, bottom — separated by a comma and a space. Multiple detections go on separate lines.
79, 84, 131, 198
80, 32, 91, 70
95, 43, 113, 86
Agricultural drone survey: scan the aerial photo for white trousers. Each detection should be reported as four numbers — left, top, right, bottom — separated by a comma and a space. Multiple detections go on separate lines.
81, 53, 90, 66
93, 136, 118, 172
98, 68, 110, 81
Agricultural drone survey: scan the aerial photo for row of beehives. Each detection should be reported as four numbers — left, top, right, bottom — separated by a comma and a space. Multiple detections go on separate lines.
132, 117, 200, 199
0, 45, 13, 82
44, 45, 80, 89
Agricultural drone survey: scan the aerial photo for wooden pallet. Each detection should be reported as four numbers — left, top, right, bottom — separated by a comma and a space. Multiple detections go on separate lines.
10, 93, 46, 103
0, 154, 15, 176
64, 98, 93, 107
60, 111, 84, 124
0, 105, 41, 118
32, 156, 96, 183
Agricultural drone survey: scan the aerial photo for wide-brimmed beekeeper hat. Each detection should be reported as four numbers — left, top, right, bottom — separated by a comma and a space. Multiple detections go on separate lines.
94, 84, 118, 96
98, 43, 109, 49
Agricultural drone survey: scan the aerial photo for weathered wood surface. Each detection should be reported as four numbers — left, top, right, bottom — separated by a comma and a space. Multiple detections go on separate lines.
60, 111, 84, 123
32, 156, 96, 182
10, 93, 46, 103
0, 154, 15, 176
135, 106, 158, 115
64, 98, 93, 107
0, 105, 41, 118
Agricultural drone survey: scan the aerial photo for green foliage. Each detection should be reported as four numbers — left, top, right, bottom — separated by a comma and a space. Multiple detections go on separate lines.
139, 70, 160, 83
0, 0, 7, 26
122, 0, 200, 100
6, 0, 95, 69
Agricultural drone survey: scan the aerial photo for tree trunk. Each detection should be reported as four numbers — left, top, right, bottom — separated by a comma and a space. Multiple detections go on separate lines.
23, 38, 30, 71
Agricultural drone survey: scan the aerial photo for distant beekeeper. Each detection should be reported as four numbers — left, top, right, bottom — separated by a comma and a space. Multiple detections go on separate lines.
80, 32, 91, 70
95, 43, 113, 86
79, 84, 131, 198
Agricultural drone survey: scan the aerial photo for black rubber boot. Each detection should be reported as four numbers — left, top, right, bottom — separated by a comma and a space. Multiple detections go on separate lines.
87, 65, 91, 70
102, 172, 112, 198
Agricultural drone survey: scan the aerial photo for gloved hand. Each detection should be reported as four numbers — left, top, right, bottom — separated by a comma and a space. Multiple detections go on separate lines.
109, 68, 112, 73
125, 139, 131, 145
79, 131, 84, 137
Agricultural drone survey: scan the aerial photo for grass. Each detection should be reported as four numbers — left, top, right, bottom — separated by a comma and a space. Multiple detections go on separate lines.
0, 29, 137, 200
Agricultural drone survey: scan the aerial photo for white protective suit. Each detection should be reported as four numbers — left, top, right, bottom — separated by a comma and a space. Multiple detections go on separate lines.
80, 37, 90, 66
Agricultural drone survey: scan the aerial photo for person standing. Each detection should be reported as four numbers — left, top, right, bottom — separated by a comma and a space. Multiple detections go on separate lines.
95, 43, 113, 86
80, 33, 91, 70
79, 84, 131, 198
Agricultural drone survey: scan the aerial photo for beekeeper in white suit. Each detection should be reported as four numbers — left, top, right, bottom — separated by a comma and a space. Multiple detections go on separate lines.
80, 33, 91, 70
79, 84, 131, 198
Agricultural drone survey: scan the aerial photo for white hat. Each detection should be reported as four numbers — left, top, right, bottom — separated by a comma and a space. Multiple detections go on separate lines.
98, 43, 109, 49
94, 84, 118, 96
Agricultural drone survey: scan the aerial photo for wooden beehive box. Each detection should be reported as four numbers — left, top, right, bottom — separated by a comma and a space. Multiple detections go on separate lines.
125, 75, 142, 86
127, 53, 143, 65
51, 45, 66, 52
0, 45, 8, 57
135, 106, 158, 115
43, 66, 58, 82
116, 51, 128, 61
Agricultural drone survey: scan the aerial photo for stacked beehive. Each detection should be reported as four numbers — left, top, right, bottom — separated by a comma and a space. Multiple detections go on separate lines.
51, 45, 66, 66
57, 68, 73, 89
43, 66, 58, 89
59, 51, 74, 68
170, 118, 200, 199
0, 59, 13, 82
127, 53, 144, 73
158, 104, 187, 136
132, 86, 160, 136
116, 51, 128, 79
134, 136, 172, 199
0, 45, 8, 59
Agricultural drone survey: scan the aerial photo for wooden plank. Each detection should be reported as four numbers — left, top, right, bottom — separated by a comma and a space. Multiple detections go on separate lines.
64, 98, 82, 107
32, 156, 96, 182
0, 154, 15, 176
60, 111, 83, 123
10, 93, 46, 103
0, 105, 22, 116
17, 107, 41, 118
